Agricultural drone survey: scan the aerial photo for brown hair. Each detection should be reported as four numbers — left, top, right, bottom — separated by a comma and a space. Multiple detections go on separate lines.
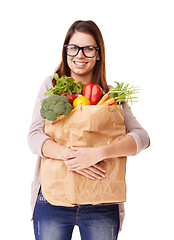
54, 20, 109, 93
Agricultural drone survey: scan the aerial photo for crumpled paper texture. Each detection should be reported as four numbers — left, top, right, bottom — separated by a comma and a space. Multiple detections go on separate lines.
41, 105, 127, 206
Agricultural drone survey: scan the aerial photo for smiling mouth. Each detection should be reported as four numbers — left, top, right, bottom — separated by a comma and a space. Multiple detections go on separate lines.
73, 61, 88, 66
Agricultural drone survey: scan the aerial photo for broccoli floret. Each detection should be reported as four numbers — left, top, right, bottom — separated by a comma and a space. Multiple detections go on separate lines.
40, 109, 58, 121
53, 102, 65, 116
40, 95, 73, 121
63, 103, 73, 116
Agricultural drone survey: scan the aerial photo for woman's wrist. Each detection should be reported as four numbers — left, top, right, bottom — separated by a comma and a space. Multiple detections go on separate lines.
42, 139, 67, 159
97, 144, 114, 160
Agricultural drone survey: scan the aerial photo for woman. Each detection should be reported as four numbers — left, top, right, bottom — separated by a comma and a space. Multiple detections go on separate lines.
28, 20, 150, 240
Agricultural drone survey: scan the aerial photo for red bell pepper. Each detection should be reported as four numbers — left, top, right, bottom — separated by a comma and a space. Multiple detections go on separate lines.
83, 84, 103, 105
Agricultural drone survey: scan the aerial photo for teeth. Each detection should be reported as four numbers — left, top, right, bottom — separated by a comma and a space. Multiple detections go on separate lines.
74, 62, 87, 66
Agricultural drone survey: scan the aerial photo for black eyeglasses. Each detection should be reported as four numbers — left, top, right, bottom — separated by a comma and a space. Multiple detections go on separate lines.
64, 44, 99, 58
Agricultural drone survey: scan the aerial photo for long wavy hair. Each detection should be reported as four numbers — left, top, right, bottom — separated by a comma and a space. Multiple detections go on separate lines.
54, 20, 109, 93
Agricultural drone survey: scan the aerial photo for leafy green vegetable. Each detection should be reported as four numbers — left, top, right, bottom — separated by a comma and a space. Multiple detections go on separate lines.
45, 74, 84, 96
108, 82, 140, 104
53, 73, 59, 81
40, 95, 73, 121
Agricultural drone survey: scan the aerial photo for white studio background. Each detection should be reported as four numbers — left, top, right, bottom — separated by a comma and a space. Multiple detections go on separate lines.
0, 0, 174, 239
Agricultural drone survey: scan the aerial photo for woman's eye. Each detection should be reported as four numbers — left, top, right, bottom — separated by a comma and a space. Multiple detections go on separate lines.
69, 45, 78, 50
85, 46, 94, 51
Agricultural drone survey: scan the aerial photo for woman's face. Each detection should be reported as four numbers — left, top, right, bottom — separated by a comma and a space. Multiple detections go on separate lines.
67, 31, 99, 82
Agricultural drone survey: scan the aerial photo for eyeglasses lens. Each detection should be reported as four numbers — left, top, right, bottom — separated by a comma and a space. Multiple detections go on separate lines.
66, 45, 79, 56
84, 46, 96, 58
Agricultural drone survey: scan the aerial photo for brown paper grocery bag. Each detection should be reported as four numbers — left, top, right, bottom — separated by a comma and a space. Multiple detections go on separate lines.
41, 105, 127, 206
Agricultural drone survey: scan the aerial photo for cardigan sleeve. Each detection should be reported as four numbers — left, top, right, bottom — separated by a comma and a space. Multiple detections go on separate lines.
28, 76, 53, 157
122, 103, 150, 154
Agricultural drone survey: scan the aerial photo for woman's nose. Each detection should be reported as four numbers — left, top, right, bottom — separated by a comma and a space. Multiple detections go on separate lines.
76, 49, 85, 58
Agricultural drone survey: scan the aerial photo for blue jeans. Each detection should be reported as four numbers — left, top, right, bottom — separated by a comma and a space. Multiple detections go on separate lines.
33, 189, 120, 240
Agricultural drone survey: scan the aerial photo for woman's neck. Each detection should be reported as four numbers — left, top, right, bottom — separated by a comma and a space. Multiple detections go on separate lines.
70, 72, 93, 85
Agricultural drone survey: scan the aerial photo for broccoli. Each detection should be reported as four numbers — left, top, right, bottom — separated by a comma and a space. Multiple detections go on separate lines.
40, 95, 73, 121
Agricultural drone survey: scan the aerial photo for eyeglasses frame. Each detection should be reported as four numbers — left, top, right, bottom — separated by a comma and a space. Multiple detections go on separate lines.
64, 44, 99, 58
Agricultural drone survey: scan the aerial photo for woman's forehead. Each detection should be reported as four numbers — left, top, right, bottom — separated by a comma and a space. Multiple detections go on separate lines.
69, 31, 97, 46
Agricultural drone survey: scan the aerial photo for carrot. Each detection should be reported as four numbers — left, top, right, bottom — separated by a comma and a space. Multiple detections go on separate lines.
97, 93, 110, 105
101, 98, 116, 105
111, 102, 117, 105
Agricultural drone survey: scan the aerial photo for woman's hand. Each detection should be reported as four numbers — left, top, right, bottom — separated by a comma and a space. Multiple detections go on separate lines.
63, 147, 104, 171
73, 163, 106, 180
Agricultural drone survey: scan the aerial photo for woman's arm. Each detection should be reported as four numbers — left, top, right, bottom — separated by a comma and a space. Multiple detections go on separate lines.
123, 103, 150, 154
99, 135, 137, 159
63, 136, 137, 170
64, 103, 150, 171
28, 76, 53, 157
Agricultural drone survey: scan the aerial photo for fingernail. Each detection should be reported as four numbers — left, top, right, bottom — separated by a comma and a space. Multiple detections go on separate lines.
102, 170, 106, 173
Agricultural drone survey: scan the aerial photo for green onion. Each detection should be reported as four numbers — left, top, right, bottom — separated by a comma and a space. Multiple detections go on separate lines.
108, 82, 140, 105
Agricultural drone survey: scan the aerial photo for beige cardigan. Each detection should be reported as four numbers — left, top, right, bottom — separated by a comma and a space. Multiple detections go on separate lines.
28, 76, 150, 232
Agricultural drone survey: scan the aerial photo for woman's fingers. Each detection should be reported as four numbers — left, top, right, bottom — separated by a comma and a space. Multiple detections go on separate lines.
75, 170, 96, 180
88, 166, 106, 178
83, 168, 105, 180
93, 163, 106, 173
74, 165, 106, 180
